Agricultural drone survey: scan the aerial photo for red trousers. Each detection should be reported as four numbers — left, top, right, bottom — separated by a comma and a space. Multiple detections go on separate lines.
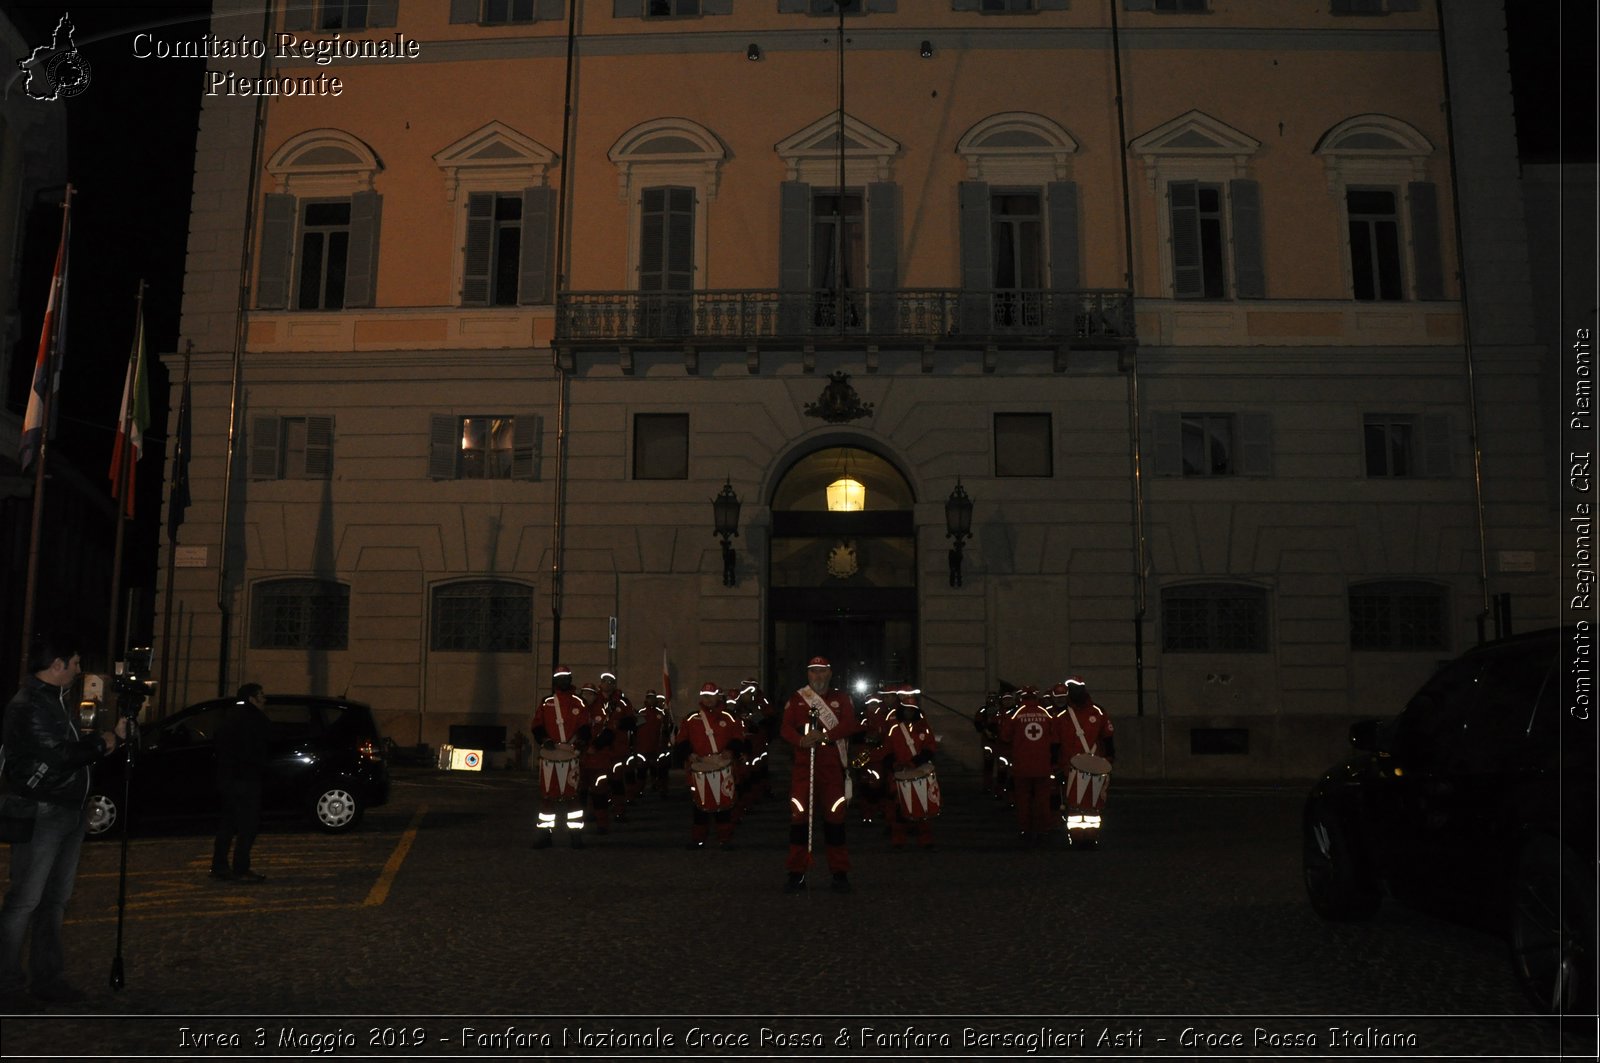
1012, 775, 1055, 834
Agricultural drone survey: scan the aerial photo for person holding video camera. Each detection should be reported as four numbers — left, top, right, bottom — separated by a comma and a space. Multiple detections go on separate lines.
0, 633, 125, 1007
212, 683, 270, 883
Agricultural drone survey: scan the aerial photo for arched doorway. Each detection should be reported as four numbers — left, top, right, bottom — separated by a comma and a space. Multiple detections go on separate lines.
767, 445, 917, 700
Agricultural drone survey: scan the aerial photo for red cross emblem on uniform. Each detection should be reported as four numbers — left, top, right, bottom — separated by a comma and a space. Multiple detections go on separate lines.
1024, 721, 1044, 742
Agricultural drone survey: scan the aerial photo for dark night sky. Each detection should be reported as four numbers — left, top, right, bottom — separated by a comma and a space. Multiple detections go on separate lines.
0, 0, 1592, 626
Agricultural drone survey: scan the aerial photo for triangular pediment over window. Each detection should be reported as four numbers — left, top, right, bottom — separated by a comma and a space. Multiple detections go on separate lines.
1130, 110, 1261, 191
434, 122, 557, 201
267, 128, 382, 194
775, 112, 900, 183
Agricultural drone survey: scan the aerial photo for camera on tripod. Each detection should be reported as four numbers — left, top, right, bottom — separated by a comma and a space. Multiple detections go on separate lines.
106, 646, 154, 720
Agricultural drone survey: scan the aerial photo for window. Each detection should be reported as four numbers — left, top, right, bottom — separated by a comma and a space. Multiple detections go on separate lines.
260, 131, 382, 311
1346, 188, 1403, 301
1350, 580, 1447, 651
1363, 414, 1414, 477
317, 0, 369, 28
283, 1, 397, 31
991, 190, 1044, 326
1152, 410, 1271, 477
1170, 181, 1227, 300
994, 413, 1052, 477
1162, 584, 1270, 653
646, 0, 699, 14
633, 414, 689, 480
251, 415, 334, 480
251, 578, 349, 650
450, 0, 565, 24
483, 0, 536, 22
297, 201, 350, 310
431, 581, 533, 653
982, 0, 1035, 10
463, 194, 523, 306
811, 0, 861, 12
811, 189, 864, 326
1155, 0, 1207, 9
429, 415, 538, 480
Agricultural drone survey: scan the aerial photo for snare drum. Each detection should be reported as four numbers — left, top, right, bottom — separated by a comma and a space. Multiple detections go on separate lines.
1063, 752, 1112, 813
538, 744, 581, 802
689, 750, 736, 812
892, 762, 942, 821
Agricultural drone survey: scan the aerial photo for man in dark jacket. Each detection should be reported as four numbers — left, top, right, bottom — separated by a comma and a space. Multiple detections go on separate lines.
0, 633, 124, 1006
213, 683, 271, 882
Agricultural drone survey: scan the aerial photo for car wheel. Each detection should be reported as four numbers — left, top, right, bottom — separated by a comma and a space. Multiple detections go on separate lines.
311, 786, 363, 833
1303, 804, 1381, 921
1509, 835, 1596, 1016
85, 792, 120, 836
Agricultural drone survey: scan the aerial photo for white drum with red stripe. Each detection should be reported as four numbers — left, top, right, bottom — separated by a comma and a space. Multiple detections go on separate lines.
892, 762, 942, 821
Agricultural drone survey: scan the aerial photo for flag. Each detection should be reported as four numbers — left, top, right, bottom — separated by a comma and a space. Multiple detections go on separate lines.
661, 647, 673, 706
166, 373, 191, 543
19, 215, 70, 470
109, 308, 149, 518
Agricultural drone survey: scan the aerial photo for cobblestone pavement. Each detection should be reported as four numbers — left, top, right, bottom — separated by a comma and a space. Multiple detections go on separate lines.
1, 759, 1593, 1059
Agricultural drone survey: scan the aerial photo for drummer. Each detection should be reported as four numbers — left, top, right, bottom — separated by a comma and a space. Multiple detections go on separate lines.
531, 665, 591, 849
1057, 675, 1115, 838
881, 685, 939, 850
672, 683, 747, 850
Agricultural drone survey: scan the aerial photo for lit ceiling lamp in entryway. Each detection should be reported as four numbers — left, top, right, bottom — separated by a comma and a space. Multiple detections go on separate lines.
826, 450, 865, 512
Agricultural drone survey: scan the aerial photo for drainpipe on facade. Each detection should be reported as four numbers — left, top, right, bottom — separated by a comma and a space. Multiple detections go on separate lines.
548, 0, 580, 669
1110, 2, 1154, 770
1432, 0, 1494, 644
215, 1, 275, 697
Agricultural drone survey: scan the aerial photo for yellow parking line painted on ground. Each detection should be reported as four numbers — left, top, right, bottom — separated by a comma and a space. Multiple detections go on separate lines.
362, 804, 425, 907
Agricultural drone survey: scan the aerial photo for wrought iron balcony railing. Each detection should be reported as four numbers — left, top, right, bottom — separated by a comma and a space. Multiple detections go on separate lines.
555, 288, 1134, 347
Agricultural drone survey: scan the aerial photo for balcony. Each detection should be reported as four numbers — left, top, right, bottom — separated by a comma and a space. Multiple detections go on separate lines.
554, 288, 1135, 350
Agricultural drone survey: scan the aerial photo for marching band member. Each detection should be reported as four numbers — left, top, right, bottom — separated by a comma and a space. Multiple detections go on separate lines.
850, 690, 891, 828
576, 684, 620, 835
997, 686, 1060, 845
974, 692, 1001, 796
731, 679, 774, 817
992, 690, 1019, 804
531, 666, 590, 849
673, 683, 746, 849
596, 671, 635, 820
1057, 675, 1116, 848
881, 686, 940, 849
779, 656, 861, 893
630, 690, 673, 800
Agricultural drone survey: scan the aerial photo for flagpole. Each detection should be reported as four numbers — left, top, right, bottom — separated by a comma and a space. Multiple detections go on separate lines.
106, 280, 146, 670
157, 342, 193, 719
17, 184, 73, 679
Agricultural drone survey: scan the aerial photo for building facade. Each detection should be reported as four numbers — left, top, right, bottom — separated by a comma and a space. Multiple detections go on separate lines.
162, 0, 1553, 778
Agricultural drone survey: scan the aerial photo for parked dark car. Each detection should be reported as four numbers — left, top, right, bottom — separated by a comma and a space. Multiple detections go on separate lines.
1303, 627, 1596, 1017
87, 695, 390, 836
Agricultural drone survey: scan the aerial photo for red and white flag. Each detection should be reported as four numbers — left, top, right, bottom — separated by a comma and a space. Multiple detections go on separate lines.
108, 307, 149, 518
661, 647, 673, 707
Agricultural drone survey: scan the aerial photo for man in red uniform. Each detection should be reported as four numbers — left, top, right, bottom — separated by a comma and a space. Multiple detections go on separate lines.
779, 656, 861, 892
974, 692, 1001, 795
596, 671, 635, 820
576, 683, 620, 835
630, 690, 673, 800
673, 683, 747, 849
1057, 675, 1116, 842
731, 679, 774, 818
852, 690, 892, 828
531, 665, 590, 848
997, 686, 1060, 844
881, 686, 939, 849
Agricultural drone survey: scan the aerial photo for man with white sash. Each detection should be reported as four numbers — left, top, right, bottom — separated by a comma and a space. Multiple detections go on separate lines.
1057, 675, 1116, 841
778, 656, 861, 893
671, 683, 746, 849
530, 665, 591, 849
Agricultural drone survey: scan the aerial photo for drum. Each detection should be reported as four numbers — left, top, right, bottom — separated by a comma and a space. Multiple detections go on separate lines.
892, 762, 943, 821
1064, 753, 1112, 813
538, 744, 581, 802
689, 750, 736, 812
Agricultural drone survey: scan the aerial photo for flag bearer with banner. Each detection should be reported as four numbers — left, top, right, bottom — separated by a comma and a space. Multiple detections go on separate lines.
779, 657, 860, 893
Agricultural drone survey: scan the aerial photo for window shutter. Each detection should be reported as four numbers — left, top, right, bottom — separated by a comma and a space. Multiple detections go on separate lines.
639, 188, 665, 291
952, 0, 981, 9
257, 194, 297, 309
512, 415, 539, 480
304, 416, 335, 479
283, 0, 315, 30
778, 181, 810, 333
345, 191, 382, 308
450, 0, 480, 22
665, 187, 695, 291
1420, 413, 1452, 477
1169, 181, 1203, 299
1152, 412, 1182, 476
1408, 181, 1445, 300
367, 0, 399, 26
536, 0, 565, 19
867, 181, 899, 329
959, 181, 991, 334
519, 186, 554, 305
250, 416, 281, 480
461, 193, 494, 306
703, 0, 733, 12
1230, 178, 1265, 299
429, 415, 459, 480
1238, 412, 1273, 476
1047, 181, 1080, 293
613, 0, 643, 14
